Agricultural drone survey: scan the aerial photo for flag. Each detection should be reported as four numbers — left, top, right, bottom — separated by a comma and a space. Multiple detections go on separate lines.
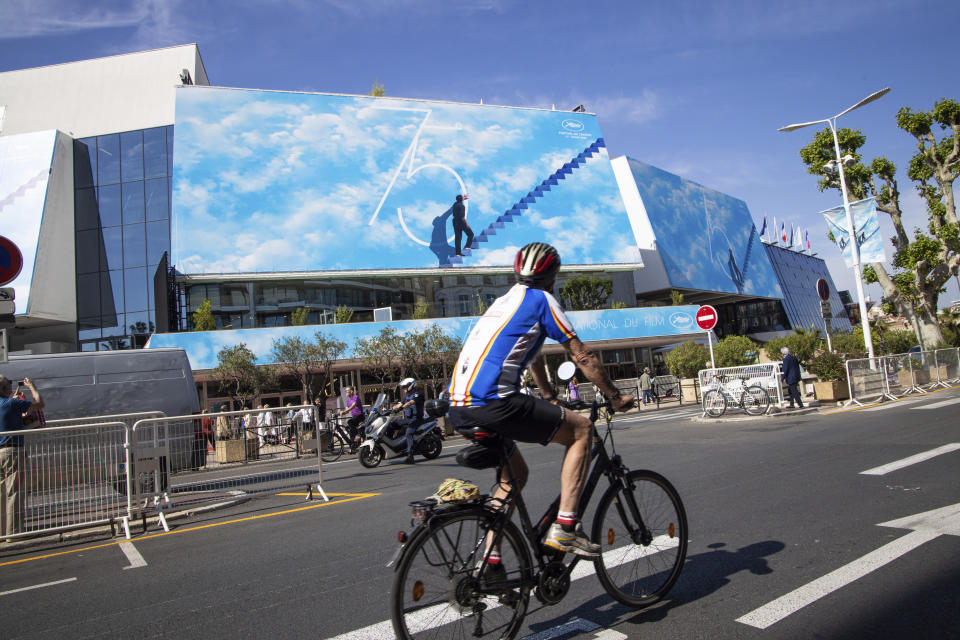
788, 225, 794, 247
759, 216, 767, 240
794, 226, 803, 251
805, 229, 810, 250
780, 222, 787, 243
821, 197, 885, 267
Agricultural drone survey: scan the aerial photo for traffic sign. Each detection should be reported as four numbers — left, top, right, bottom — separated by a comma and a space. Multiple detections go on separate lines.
816, 278, 830, 301
820, 300, 833, 318
0, 236, 24, 286
696, 305, 718, 331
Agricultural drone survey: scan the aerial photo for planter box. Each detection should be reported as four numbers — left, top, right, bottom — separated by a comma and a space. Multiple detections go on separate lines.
813, 380, 849, 402
680, 378, 698, 402
216, 439, 258, 463
898, 368, 930, 388
928, 365, 949, 382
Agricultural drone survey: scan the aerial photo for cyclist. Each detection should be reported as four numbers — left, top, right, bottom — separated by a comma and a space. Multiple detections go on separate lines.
338, 386, 365, 451
447, 242, 635, 566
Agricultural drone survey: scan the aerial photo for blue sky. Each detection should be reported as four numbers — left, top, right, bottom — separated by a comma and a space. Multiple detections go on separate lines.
3, 0, 958, 306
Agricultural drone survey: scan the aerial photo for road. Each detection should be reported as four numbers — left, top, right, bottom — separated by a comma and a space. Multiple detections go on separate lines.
1, 391, 958, 639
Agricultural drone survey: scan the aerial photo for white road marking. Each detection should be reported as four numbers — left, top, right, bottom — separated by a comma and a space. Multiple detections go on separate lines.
592, 629, 629, 640
912, 398, 960, 410
737, 502, 960, 629
119, 541, 148, 569
859, 443, 960, 475
325, 536, 680, 640
0, 577, 77, 596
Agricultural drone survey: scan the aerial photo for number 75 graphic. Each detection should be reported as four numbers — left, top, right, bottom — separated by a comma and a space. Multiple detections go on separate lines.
366, 108, 468, 247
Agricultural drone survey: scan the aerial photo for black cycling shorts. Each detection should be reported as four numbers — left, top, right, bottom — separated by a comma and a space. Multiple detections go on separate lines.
449, 393, 565, 446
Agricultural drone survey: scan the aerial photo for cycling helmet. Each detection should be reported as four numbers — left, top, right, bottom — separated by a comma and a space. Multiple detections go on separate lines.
514, 242, 561, 288
399, 377, 416, 389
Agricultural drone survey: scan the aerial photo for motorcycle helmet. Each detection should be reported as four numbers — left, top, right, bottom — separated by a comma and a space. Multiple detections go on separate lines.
399, 377, 416, 389
514, 242, 561, 289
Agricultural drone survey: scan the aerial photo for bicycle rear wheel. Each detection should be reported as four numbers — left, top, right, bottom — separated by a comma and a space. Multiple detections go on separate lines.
702, 389, 726, 418
320, 431, 345, 462
591, 470, 688, 608
392, 509, 531, 639
743, 385, 770, 416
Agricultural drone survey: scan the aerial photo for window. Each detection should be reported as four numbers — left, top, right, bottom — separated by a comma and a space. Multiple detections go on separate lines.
144, 179, 168, 221
123, 223, 146, 268
97, 135, 120, 185
143, 127, 167, 179
97, 184, 122, 227
122, 181, 145, 224
458, 294, 471, 315
120, 131, 144, 182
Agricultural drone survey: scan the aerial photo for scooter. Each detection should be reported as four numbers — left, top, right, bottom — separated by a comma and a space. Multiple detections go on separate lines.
357, 393, 444, 468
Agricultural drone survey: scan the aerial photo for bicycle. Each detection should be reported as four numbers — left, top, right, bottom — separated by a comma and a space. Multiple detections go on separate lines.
701, 373, 770, 418
389, 397, 688, 639
319, 416, 360, 462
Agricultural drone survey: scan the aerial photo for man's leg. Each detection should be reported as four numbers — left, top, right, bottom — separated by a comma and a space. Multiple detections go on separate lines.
454, 220, 463, 255
464, 223, 475, 252
1, 447, 21, 537
404, 422, 416, 462
543, 411, 600, 556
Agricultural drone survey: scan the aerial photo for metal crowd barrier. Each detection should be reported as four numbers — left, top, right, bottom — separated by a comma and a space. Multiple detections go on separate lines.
127, 404, 326, 535
698, 363, 785, 409
0, 421, 130, 541
846, 347, 960, 406
45, 411, 165, 429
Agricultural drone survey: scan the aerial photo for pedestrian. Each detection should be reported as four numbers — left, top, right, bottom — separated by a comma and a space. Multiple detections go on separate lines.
568, 376, 581, 402
1, 376, 45, 539
215, 405, 231, 441
781, 347, 804, 409
639, 367, 654, 406
452, 194, 474, 257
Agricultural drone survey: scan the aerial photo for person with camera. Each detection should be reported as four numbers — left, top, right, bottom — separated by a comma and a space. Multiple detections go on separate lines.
0, 376, 44, 539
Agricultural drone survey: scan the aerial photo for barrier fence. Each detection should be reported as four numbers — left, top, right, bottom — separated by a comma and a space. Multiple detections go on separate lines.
698, 363, 785, 412
846, 347, 960, 406
1, 404, 326, 542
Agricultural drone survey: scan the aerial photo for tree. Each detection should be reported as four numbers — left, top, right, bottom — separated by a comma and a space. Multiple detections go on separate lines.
192, 299, 215, 331
271, 332, 346, 403
670, 290, 685, 306
664, 341, 710, 378
412, 300, 429, 319
763, 326, 823, 365
713, 335, 758, 367
560, 275, 613, 310
418, 324, 463, 397
214, 343, 274, 409
354, 326, 400, 393
290, 307, 309, 326
336, 305, 354, 323
798, 98, 960, 348
369, 80, 385, 97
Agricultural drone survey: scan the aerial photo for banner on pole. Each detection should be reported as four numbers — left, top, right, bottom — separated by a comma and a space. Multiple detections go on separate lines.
821, 197, 885, 267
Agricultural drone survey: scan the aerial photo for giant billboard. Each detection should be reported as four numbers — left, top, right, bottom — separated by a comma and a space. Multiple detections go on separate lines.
624, 158, 783, 299
171, 87, 641, 273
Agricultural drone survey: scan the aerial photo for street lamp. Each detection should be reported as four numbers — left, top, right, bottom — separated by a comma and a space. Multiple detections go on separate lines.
779, 87, 891, 360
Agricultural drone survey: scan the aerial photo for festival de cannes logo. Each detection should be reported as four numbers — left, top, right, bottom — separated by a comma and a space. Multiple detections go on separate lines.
561, 119, 584, 131
669, 312, 694, 330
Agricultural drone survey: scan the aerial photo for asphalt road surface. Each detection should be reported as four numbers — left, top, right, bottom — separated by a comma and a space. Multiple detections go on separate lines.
2, 390, 958, 639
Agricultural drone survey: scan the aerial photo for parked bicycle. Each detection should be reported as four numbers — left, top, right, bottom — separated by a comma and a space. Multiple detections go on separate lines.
701, 373, 770, 418
388, 396, 688, 639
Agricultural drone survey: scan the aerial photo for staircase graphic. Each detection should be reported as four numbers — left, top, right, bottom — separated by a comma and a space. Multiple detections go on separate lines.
441, 137, 606, 267
728, 223, 758, 294
0, 169, 49, 213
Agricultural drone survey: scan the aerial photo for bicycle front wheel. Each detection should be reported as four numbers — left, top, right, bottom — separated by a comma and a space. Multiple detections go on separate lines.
320, 431, 345, 462
702, 389, 726, 418
743, 385, 770, 416
392, 509, 531, 640
592, 470, 688, 608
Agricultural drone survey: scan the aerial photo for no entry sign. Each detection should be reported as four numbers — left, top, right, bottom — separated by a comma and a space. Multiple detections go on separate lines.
696, 305, 718, 331
816, 278, 830, 302
0, 236, 24, 286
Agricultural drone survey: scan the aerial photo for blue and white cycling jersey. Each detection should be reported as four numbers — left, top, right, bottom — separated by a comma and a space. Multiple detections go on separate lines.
447, 284, 576, 406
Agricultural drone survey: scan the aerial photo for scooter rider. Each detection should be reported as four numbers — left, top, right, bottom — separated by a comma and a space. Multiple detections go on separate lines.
392, 378, 425, 464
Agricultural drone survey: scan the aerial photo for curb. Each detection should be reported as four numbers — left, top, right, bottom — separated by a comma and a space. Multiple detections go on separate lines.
692, 404, 821, 423
1, 493, 252, 554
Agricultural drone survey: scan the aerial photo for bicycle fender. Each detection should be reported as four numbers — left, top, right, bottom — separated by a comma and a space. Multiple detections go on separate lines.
388, 504, 492, 571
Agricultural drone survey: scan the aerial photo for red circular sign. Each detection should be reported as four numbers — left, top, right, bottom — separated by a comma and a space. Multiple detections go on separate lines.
816, 278, 830, 301
0, 235, 24, 286
696, 305, 718, 331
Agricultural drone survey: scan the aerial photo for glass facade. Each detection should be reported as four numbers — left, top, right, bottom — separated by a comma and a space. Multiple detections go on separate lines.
74, 127, 173, 351
763, 243, 852, 334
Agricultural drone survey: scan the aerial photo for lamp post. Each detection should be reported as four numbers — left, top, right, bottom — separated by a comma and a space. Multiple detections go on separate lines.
779, 87, 890, 360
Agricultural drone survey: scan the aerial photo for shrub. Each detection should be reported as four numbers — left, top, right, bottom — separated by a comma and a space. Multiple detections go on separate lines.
664, 341, 711, 379
713, 335, 758, 367
763, 327, 823, 365
807, 351, 847, 382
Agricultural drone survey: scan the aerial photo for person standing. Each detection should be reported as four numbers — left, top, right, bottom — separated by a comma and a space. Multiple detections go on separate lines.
0, 376, 44, 538
781, 347, 804, 409
639, 367, 654, 406
452, 194, 474, 257
568, 377, 581, 402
